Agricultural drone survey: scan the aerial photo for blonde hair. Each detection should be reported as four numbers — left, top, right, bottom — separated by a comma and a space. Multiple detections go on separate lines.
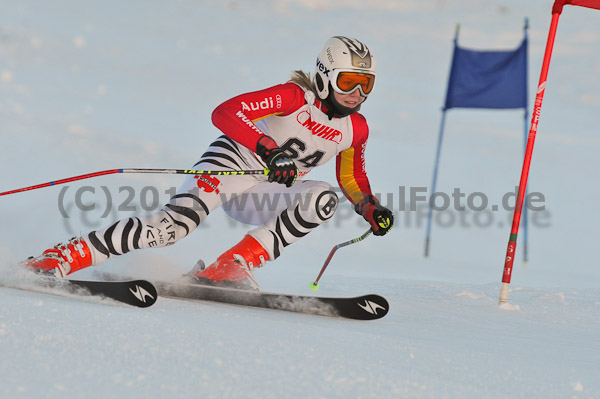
288, 70, 316, 94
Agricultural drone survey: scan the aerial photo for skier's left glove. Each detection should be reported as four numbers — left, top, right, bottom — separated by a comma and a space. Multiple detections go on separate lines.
355, 195, 394, 236
256, 136, 298, 187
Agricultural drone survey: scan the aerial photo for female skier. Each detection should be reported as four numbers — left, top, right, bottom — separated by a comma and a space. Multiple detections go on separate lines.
23, 36, 394, 289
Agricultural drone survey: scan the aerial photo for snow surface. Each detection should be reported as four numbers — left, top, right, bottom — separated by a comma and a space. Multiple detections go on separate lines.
1, 1, 600, 398
1, 272, 599, 399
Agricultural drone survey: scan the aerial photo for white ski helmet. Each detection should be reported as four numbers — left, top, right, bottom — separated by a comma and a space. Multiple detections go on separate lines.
314, 36, 376, 101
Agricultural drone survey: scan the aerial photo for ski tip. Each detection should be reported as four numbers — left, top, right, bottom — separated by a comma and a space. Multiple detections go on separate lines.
352, 294, 389, 320
126, 280, 158, 308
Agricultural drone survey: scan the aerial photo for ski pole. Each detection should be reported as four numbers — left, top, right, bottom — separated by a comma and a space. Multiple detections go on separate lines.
0, 168, 269, 197
310, 228, 373, 291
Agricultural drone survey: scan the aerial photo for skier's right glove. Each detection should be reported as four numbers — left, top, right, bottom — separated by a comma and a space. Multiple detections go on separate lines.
355, 194, 394, 236
256, 136, 298, 187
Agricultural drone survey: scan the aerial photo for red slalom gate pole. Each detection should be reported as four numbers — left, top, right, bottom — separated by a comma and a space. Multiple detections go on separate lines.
498, 9, 562, 305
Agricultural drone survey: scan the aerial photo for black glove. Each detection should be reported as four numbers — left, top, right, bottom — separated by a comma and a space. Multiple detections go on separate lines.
256, 136, 298, 187
355, 195, 394, 236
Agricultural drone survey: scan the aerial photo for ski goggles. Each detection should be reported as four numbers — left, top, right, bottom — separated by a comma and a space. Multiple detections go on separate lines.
331, 70, 376, 97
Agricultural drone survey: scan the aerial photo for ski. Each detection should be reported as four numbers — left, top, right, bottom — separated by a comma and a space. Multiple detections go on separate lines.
1, 277, 157, 308
155, 280, 389, 320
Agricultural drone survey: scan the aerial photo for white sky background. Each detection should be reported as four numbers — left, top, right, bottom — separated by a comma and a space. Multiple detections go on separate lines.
1, 0, 599, 289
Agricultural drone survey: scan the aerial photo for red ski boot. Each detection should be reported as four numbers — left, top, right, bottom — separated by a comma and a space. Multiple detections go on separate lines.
194, 235, 269, 290
22, 237, 93, 278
